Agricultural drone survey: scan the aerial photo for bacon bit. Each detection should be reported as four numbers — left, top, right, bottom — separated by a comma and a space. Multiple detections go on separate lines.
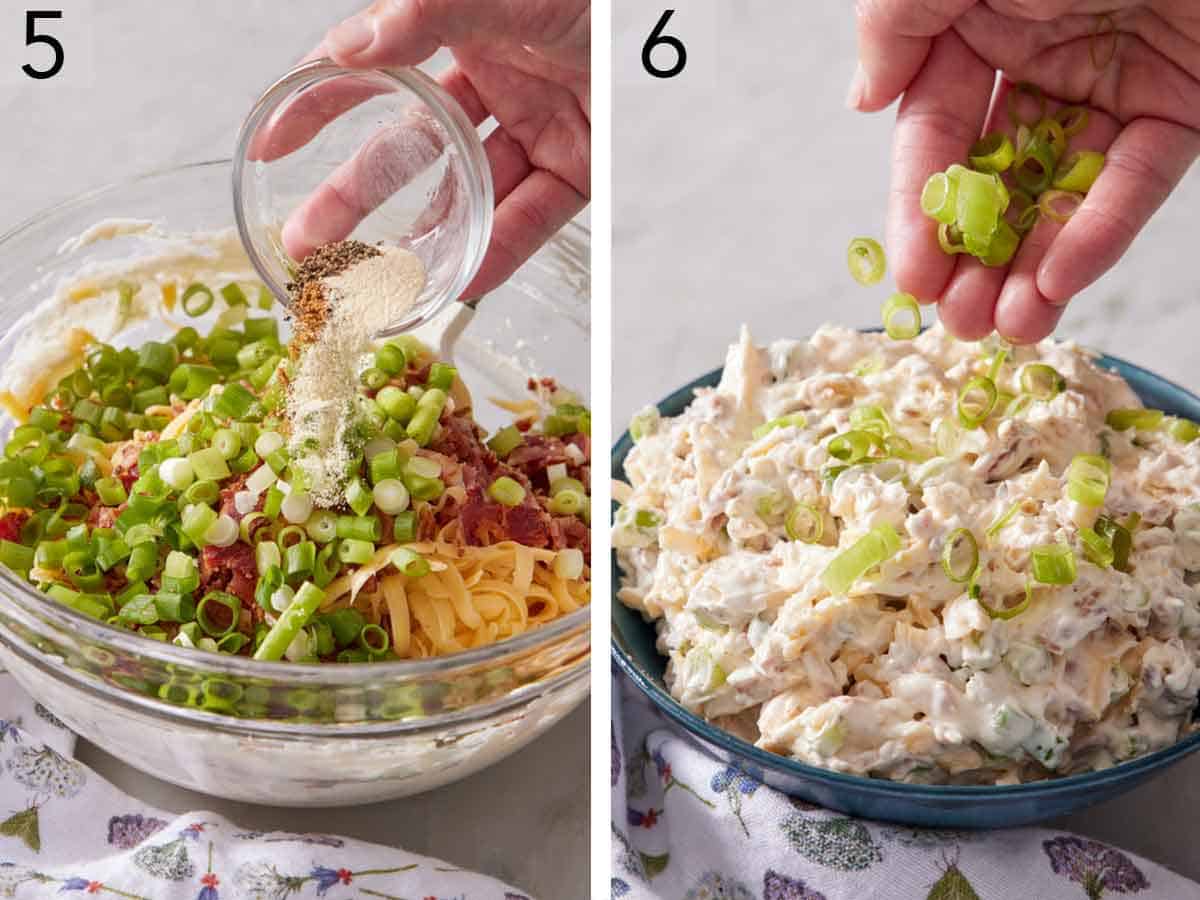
86, 505, 122, 530
428, 413, 493, 471
109, 440, 145, 490
199, 543, 257, 605
0, 511, 29, 543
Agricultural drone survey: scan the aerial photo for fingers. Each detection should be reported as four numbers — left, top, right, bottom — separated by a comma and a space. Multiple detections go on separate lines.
461, 170, 586, 300
1037, 118, 1200, 304
849, 0, 972, 111
984, 85, 1123, 345
324, 0, 589, 68
887, 30, 995, 304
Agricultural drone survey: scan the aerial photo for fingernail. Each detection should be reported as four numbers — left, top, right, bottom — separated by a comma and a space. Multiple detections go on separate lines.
1038, 258, 1073, 307
845, 63, 867, 110
328, 13, 375, 57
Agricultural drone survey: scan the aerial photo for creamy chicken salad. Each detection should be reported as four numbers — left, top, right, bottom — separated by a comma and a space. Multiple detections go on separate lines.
615, 324, 1200, 784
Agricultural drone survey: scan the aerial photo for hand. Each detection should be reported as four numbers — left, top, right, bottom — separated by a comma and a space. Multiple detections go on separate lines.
279, 0, 589, 301
849, 1, 1200, 342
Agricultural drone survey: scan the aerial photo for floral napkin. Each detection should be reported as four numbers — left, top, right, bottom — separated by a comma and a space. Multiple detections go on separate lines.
0, 670, 532, 899
611, 673, 1199, 900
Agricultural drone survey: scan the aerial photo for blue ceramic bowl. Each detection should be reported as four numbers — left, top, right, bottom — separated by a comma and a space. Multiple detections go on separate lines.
612, 351, 1200, 828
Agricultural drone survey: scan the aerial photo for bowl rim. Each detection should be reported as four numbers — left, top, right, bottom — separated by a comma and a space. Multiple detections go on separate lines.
611, 347, 1200, 799
0, 158, 590, 685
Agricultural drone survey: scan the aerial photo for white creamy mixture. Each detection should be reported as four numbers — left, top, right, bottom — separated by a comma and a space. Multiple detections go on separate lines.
287, 246, 426, 506
0, 221, 256, 415
616, 324, 1200, 784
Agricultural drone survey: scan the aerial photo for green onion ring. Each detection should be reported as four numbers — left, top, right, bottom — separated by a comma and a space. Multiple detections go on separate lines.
1166, 417, 1200, 443
181, 283, 215, 318
968, 132, 1015, 174
941, 528, 979, 584
1019, 363, 1066, 400
1105, 408, 1164, 431
980, 581, 1035, 620
1014, 138, 1057, 195
1066, 453, 1111, 507
1033, 118, 1068, 160
937, 223, 968, 255
785, 503, 823, 544
828, 429, 885, 464
820, 524, 902, 595
846, 237, 887, 286
1038, 190, 1085, 224
1054, 105, 1089, 138
957, 376, 998, 429
920, 173, 958, 225
1079, 526, 1116, 568
1052, 150, 1105, 193
882, 293, 921, 340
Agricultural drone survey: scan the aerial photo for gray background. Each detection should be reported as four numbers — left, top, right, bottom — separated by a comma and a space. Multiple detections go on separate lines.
613, 0, 1200, 884
0, 3, 587, 898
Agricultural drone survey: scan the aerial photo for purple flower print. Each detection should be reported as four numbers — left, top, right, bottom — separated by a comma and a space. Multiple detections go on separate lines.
627, 807, 660, 829
59, 878, 91, 892
762, 870, 828, 900
308, 865, 352, 896
1043, 836, 1150, 899
107, 814, 168, 850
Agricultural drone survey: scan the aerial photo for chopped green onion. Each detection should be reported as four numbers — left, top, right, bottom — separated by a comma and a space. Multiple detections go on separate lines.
1105, 408, 1163, 432
785, 503, 823, 543
376, 386, 417, 423
1054, 106, 1089, 137
427, 362, 456, 391
358, 623, 390, 654
1020, 363, 1066, 400
846, 238, 886, 286
392, 511, 418, 543
488, 476, 526, 507
1167, 417, 1200, 443
827, 429, 884, 464
941, 528, 979, 584
986, 500, 1024, 539
968, 132, 1015, 173
820, 523, 902, 596
335, 514, 382, 543
181, 283, 215, 317
188, 447, 231, 481
1079, 526, 1115, 568
169, 364, 221, 400
1038, 189, 1084, 224
882, 293, 921, 340
957, 376, 998, 429
938, 223, 968, 255
1015, 138, 1057, 195
980, 581, 1034, 620
1031, 542, 1077, 584
1052, 150, 1105, 193
337, 538, 375, 565
95, 477, 128, 506
253, 581, 325, 662
1096, 515, 1134, 572
1033, 117, 1068, 161
920, 172, 958, 225
390, 547, 431, 578
1066, 453, 1111, 507
548, 490, 586, 516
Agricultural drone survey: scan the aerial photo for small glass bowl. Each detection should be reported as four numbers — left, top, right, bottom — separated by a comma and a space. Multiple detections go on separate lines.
233, 60, 493, 333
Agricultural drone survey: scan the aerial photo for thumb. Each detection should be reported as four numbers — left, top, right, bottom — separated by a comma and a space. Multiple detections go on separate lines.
325, 0, 588, 68
849, 0, 972, 111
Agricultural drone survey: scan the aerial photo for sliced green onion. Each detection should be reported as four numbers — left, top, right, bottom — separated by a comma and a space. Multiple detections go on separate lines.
968, 132, 1015, 173
820, 523, 902, 596
849, 405, 890, 435
1031, 542, 1077, 585
548, 490, 587, 516
487, 425, 524, 457
488, 476, 526, 507
1079, 526, 1116, 568
1038, 189, 1084, 224
1166, 417, 1200, 443
986, 500, 1024, 539
785, 503, 823, 543
941, 528, 979, 584
337, 538, 375, 566
882, 293, 921, 340
390, 547, 431, 578
427, 362, 457, 391
938, 223, 968, 255
1054, 106, 1089, 138
1014, 138, 1057, 195
1052, 150, 1105, 193
376, 386, 417, 423
980, 581, 1034, 620
1020, 364, 1066, 400
979, 219, 1020, 267
846, 237, 886, 286
1066, 453, 1111, 507
392, 511, 418, 543
181, 284, 215, 317
1096, 515, 1134, 572
94, 477, 128, 506
1105, 408, 1163, 432
253, 581, 325, 662
827, 429, 885, 464
957, 376, 998, 429
1033, 117, 1068, 161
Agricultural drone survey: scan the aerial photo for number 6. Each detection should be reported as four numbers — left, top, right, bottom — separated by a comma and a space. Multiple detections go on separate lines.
643, 10, 687, 79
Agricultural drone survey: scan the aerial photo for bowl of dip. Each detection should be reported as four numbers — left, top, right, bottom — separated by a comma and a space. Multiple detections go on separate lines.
0, 159, 588, 805
612, 331, 1200, 828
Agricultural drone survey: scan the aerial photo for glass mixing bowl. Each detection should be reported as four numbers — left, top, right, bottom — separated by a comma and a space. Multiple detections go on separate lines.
233, 60, 493, 333
0, 160, 588, 806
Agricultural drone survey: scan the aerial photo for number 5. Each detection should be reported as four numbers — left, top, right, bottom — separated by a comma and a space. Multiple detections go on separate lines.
643, 10, 687, 79
23, 10, 64, 80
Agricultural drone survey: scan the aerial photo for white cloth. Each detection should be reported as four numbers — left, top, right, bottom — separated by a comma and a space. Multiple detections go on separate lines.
0, 672, 532, 899
611, 673, 1200, 900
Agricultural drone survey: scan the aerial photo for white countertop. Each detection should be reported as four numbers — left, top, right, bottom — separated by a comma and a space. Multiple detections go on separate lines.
613, 0, 1200, 884
0, 3, 588, 898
